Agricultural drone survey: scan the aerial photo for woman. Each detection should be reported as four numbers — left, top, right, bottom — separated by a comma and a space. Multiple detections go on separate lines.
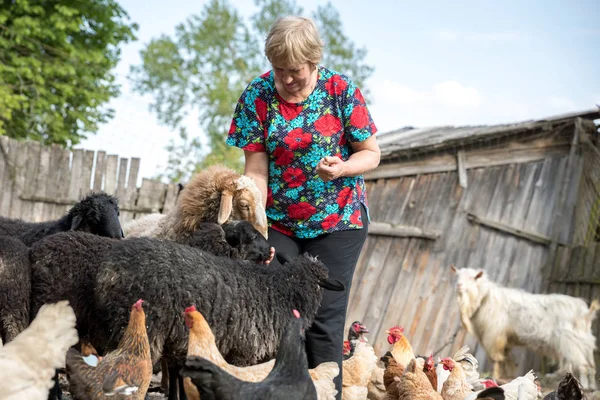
227, 15, 380, 397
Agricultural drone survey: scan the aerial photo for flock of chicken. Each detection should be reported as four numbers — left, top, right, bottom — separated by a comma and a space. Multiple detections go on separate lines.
339, 321, 588, 400
0, 293, 587, 400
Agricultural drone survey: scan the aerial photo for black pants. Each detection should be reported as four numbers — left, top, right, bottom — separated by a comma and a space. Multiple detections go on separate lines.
268, 204, 369, 399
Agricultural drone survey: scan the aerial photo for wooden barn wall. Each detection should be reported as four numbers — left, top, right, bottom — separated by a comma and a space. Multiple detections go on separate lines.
0, 136, 179, 225
347, 151, 584, 376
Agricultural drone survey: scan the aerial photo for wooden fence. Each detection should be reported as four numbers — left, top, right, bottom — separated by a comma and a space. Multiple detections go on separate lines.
0, 136, 179, 224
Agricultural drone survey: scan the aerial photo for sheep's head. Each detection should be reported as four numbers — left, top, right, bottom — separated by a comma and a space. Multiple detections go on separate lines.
217, 176, 268, 239
69, 192, 124, 239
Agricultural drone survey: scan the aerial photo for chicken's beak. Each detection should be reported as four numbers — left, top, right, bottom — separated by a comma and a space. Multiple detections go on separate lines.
385, 330, 390, 334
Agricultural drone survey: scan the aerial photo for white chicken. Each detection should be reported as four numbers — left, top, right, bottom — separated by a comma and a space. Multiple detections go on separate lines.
0, 301, 79, 400
464, 370, 539, 400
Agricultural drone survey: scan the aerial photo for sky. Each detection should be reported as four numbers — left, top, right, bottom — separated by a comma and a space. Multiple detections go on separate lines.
78, 0, 600, 182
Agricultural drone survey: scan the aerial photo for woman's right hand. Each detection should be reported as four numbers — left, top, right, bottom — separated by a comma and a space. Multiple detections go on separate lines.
263, 247, 275, 265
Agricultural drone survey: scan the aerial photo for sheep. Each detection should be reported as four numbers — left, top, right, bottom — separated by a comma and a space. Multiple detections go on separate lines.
29, 232, 343, 368
451, 265, 599, 389
125, 164, 268, 240
0, 236, 30, 344
0, 192, 124, 245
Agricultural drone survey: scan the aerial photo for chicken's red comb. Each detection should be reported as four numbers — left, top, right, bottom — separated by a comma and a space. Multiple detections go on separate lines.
293, 309, 300, 319
185, 305, 197, 314
428, 354, 434, 362
133, 299, 144, 310
388, 325, 404, 333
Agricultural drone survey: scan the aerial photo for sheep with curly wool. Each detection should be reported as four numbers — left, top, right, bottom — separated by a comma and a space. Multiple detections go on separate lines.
125, 164, 268, 240
0, 236, 30, 344
451, 265, 599, 389
0, 192, 123, 244
29, 232, 342, 369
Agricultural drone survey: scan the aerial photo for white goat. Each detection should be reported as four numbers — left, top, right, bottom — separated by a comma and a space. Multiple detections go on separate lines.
451, 265, 599, 389
125, 165, 268, 240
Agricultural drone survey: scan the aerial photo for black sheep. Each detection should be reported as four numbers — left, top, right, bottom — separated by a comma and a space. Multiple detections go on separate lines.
0, 192, 124, 245
0, 236, 30, 344
30, 232, 342, 368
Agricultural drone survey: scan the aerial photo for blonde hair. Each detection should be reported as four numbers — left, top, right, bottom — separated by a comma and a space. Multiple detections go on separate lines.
264, 16, 323, 68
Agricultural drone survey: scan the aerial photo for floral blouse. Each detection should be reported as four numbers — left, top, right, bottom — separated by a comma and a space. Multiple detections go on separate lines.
227, 66, 377, 238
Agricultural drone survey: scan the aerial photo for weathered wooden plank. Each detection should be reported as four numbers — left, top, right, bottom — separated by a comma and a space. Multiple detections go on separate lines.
68, 149, 84, 202
466, 212, 552, 246
457, 150, 468, 188
161, 183, 181, 216
19, 141, 42, 222
8, 140, 30, 218
115, 158, 128, 202
93, 151, 106, 192
134, 178, 167, 214
104, 155, 119, 196
368, 221, 441, 239
81, 150, 95, 195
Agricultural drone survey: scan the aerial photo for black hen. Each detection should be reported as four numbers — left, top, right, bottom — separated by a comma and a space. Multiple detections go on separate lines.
543, 372, 585, 400
181, 312, 317, 400
476, 386, 505, 400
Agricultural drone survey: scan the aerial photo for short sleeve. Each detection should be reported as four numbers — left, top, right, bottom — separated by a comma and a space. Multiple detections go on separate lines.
226, 80, 268, 152
341, 82, 378, 142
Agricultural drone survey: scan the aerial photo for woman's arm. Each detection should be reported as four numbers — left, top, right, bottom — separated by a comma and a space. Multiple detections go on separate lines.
243, 150, 269, 208
316, 135, 380, 182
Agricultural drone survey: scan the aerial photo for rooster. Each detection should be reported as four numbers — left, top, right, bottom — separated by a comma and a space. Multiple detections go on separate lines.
182, 309, 317, 399
0, 301, 78, 400
392, 357, 442, 400
543, 372, 585, 399
182, 305, 338, 400
386, 326, 415, 368
66, 299, 152, 399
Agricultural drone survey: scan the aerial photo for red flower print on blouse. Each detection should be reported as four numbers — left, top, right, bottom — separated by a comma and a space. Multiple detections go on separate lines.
228, 121, 237, 135
325, 75, 348, 96
255, 97, 267, 122
282, 167, 306, 188
354, 88, 366, 103
314, 114, 342, 137
273, 147, 294, 166
339, 134, 347, 146
350, 208, 362, 225
284, 128, 312, 150
272, 221, 293, 236
350, 105, 370, 129
336, 187, 353, 208
266, 187, 274, 208
278, 102, 303, 121
244, 142, 265, 152
356, 181, 363, 198
288, 202, 316, 220
321, 213, 341, 230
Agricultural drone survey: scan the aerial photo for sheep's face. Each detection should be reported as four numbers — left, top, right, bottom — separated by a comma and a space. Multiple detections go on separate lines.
70, 193, 124, 239
452, 266, 484, 295
233, 177, 268, 239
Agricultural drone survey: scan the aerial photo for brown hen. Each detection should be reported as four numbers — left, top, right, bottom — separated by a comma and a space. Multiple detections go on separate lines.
66, 299, 152, 399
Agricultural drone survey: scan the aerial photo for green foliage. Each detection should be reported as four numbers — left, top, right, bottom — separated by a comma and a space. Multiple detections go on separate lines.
0, 0, 137, 145
130, 0, 373, 182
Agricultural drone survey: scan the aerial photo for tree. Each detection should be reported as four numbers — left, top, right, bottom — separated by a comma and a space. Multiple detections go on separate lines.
130, 0, 373, 182
0, 0, 137, 146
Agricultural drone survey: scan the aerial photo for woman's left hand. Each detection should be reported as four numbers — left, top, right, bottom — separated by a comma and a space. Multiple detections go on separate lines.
316, 156, 346, 183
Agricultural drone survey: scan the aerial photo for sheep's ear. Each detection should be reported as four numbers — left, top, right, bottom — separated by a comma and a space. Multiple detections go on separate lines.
276, 252, 293, 266
319, 278, 345, 292
70, 215, 83, 230
450, 264, 457, 273
217, 192, 233, 224
475, 271, 484, 279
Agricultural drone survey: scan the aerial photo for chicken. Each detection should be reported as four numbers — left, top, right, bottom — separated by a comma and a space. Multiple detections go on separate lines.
183, 305, 337, 400
440, 357, 473, 400
65, 299, 152, 399
392, 358, 442, 400
423, 354, 438, 391
381, 353, 405, 396
348, 320, 370, 345
385, 326, 415, 368
367, 365, 386, 400
459, 368, 538, 400
342, 340, 378, 400
476, 386, 505, 399
0, 300, 78, 400
181, 310, 317, 400
543, 372, 585, 400
437, 346, 482, 392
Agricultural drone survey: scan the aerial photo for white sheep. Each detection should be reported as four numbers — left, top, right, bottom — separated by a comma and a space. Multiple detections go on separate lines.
125, 164, 268, 240
451, 265, 599, 389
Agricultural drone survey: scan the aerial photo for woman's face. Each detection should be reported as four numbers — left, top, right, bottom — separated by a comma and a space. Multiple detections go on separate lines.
272, 62, 314, 96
